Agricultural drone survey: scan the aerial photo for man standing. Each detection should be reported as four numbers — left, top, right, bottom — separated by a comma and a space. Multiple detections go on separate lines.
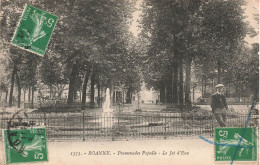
210, 84, 228, 127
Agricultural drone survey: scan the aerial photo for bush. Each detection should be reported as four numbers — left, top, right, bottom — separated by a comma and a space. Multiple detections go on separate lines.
37, 99, 82, 112
196, 97, 207, 105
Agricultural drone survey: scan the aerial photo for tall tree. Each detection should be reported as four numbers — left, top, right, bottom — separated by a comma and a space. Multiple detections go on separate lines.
140, 0, 250, 107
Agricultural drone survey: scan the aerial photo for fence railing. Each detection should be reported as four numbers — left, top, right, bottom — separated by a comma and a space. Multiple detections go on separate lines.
0, 111, 258, 141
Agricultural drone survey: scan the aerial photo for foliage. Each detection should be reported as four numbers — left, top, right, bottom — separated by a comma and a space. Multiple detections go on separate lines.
139, 0, 255, 101
0, 0, 141, 106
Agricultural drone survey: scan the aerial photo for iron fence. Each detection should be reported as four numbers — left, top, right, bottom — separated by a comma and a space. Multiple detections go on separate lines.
0, 111, 258, 141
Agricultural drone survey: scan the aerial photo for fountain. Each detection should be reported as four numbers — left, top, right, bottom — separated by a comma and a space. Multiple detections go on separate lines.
97, 88, 114, 129
103, 88, 113, 113
84, 88, 167, 138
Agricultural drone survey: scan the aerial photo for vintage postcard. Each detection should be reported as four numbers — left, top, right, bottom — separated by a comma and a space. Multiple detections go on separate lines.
0, 0, 259, 165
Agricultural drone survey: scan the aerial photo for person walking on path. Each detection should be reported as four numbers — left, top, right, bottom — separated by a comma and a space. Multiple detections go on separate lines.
210, 84, 228, 127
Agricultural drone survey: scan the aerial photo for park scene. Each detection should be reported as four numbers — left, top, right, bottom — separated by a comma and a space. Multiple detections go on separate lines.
0, 0, 259, 141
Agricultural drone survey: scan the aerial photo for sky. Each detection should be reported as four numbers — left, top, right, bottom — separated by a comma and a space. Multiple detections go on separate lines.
244, 0, 259, 45
130, 0, 259, 46
130, 0, 142, 37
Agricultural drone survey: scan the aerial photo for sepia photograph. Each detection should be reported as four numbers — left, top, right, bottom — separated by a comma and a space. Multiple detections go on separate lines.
0, 0, 259, 164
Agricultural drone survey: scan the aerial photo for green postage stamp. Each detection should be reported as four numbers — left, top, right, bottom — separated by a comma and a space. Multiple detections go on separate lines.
3, 128, 48, 164
215, 127, 257, 162
11, 4, 57, 56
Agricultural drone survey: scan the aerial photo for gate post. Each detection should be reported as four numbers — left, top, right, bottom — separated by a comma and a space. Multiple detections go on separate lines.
112, 112, 115, 141
164, 114, 167, 139
83, 112, 85, 141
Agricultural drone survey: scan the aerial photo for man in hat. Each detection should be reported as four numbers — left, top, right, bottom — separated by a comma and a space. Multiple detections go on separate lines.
210, 84, 228, 127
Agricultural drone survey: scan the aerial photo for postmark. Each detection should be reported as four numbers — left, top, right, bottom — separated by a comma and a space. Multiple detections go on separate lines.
214, 127, 257, 162
11, 4, 58, 56
3, 109, 48, 164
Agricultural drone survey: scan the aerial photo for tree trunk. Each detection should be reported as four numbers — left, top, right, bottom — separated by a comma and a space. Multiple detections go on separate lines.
15, 71, 21, 108
67, 63, 78, 104
217, 58, 221, 84
9, 65, 17, 107
164, 81, 167, 104
228, 82, 231, 97
5, 90, 8, 103
28, 86, 31, 102
171, 69, 174, 103
168, 71, 173, 103
73, 90, 77, 100
126, 86, 132, 104
201, 79, 204, 97
100, 88, 103, 108
97, 75, 101, 107
23, 89, 26, 103
31, 86, 34, 108
112, 90, 115, 104
165, 78, 169, 104
173, 65, 178, 104
184, 56, 192, 107
81, 70, 91, 110
238, 83, 241, 102
212, 78, 214, 93
178, 57, 184, 106
160, 84, 165, 103
90, 71, 95, 109
122, 90, 125, 105
193, 86, 195, 103
204, 83, 207, 96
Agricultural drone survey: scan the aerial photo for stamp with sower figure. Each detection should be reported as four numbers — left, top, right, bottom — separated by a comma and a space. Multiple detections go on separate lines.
11, 4, 57, 56
215, 127, 257, 162
3, 109, 48, 164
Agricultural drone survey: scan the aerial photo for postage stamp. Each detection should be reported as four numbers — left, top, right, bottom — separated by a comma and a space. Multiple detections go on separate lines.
3, 128, 48, 164
11, 4, 58, 56
2, 109, 48, 164
214, 127, 257, 162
